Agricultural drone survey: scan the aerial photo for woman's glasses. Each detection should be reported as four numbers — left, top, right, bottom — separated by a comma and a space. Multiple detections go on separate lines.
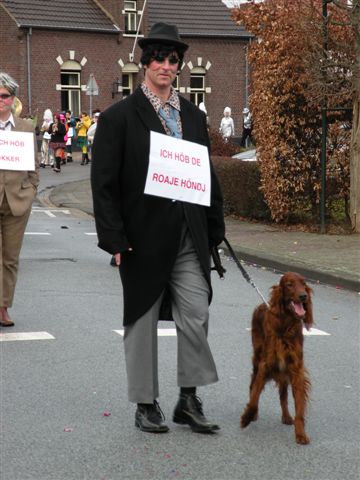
152, 53, 180, 65
0, 93, 13, 100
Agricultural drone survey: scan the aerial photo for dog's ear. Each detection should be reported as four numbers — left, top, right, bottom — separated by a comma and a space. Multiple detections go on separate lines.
269, 284, 283, 317
303, 285, 314, 331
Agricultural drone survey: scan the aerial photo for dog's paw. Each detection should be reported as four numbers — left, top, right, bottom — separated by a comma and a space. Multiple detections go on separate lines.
282, 414, 294, 425
240, 415, 249, 428
240, 405, 258, 428
296, 433, 310, 445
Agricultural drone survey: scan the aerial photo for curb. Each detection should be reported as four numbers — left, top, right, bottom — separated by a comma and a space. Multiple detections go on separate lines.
222, 246, 360, 292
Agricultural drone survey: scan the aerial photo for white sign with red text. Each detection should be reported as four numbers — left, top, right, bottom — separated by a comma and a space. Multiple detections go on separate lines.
0, 130, 35, 171
145, 131, 211, 206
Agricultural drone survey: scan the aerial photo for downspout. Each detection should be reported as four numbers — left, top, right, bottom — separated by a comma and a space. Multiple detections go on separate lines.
245, 37, 252, 108
26, 27, 32, 115
245, 45, 249, 107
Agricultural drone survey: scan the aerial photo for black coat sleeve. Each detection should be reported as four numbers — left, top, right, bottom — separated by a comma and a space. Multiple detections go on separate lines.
90, 109, 131, 255
207, 159, 225, 248
202, 113, 225, 247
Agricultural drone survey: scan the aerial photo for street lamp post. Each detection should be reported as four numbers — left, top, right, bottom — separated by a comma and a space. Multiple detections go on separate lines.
320, 0, 330, 234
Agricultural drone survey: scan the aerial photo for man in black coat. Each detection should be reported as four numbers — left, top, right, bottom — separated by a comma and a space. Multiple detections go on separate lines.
91, 23, 225, 434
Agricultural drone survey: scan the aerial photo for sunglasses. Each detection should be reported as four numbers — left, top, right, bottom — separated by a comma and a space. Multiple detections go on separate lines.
152, 53, 180, 65
0, 93, 13, 100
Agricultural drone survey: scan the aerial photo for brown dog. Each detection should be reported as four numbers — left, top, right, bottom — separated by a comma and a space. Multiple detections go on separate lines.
240, 272, 313, 444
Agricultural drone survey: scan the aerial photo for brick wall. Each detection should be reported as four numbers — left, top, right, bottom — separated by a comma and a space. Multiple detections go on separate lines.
179, 37, 248, 136
0, 6, 249, 136
0, 13, 27, 108
29, 29, 132, 117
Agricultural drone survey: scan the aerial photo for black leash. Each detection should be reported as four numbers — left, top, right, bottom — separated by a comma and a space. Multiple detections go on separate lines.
222, 237, 269, 307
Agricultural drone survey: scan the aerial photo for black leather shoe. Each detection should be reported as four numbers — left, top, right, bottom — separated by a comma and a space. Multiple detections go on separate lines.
135, 401, 169, 433
173, 394, 220, 433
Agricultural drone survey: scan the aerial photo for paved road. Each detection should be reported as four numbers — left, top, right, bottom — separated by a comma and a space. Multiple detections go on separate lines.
1, 197, 359, 480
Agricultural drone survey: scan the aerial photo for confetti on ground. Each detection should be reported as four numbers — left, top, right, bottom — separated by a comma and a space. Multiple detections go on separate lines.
103, 411, 111, 417
63, 427, 73, 432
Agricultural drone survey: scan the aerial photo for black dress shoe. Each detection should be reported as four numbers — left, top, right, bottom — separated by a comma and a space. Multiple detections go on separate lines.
135, 401, 169, 433
173, 393, 220, 433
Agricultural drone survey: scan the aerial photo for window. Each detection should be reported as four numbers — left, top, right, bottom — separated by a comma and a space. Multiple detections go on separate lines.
60, 71, 81, 116
121, 62, 139, 97
190, 73, 205, 106
122, 73, 133, 97
172, 75, 180, 91
124, 1, 137, 34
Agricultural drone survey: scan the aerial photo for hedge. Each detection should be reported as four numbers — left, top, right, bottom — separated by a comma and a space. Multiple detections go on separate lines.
212, 156, 270, 220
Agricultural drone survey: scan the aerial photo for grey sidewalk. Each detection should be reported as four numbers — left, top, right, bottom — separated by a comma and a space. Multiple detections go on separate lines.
44, 174, 360, 292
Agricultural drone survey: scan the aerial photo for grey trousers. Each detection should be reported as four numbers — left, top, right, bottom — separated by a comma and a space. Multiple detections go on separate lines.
124, 225, 218, 404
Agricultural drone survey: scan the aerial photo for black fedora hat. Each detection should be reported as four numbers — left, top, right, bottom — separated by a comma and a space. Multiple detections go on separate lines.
138, 22, 188, 51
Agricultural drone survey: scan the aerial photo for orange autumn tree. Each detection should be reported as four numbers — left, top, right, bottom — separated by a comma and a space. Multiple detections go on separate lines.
232, 0, 354, 224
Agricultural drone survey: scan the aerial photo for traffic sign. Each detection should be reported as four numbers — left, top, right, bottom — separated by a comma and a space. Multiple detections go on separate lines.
86, 74, 99, 96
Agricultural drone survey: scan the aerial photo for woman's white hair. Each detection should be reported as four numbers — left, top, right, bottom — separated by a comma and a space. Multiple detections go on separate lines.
0, 72, 18, 96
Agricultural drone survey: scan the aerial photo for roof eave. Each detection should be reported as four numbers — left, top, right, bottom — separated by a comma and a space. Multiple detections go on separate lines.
181, 33, 254, 39
18, 24, 121, 34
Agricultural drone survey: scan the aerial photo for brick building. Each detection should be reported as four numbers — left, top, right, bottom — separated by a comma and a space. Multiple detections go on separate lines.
0, 0, 251, 135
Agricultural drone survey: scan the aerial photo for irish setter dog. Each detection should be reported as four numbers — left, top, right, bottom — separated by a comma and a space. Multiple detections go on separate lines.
240, 272, 313, 444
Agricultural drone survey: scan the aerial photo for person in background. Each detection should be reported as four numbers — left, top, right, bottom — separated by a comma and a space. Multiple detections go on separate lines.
49, 113, 66, 172
0, 72, 39, 327
91, 22, 225, 434
40, 108, 53, 167
76, 112, 91, 165
65, 110, 76, 163
240, 107, 253, 147
198, 102, 209, 128
23, 112, 39, 132
59, 113, 68, 165
219, 106, 234, 142
87, 111, 100, 162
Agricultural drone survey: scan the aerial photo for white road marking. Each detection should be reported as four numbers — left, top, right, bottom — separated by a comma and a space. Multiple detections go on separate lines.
31, 207, 71, 217
114, 328, 177, 337
0, 331, 55, 342
43, 210, 56, 217
25, 232, 97, 236
303, 327, 331, 336
246, 327, 330, 336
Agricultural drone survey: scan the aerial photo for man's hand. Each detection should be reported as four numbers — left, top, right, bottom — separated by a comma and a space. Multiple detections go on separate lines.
114, 247, 132, 266
114, 253, 121, 266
